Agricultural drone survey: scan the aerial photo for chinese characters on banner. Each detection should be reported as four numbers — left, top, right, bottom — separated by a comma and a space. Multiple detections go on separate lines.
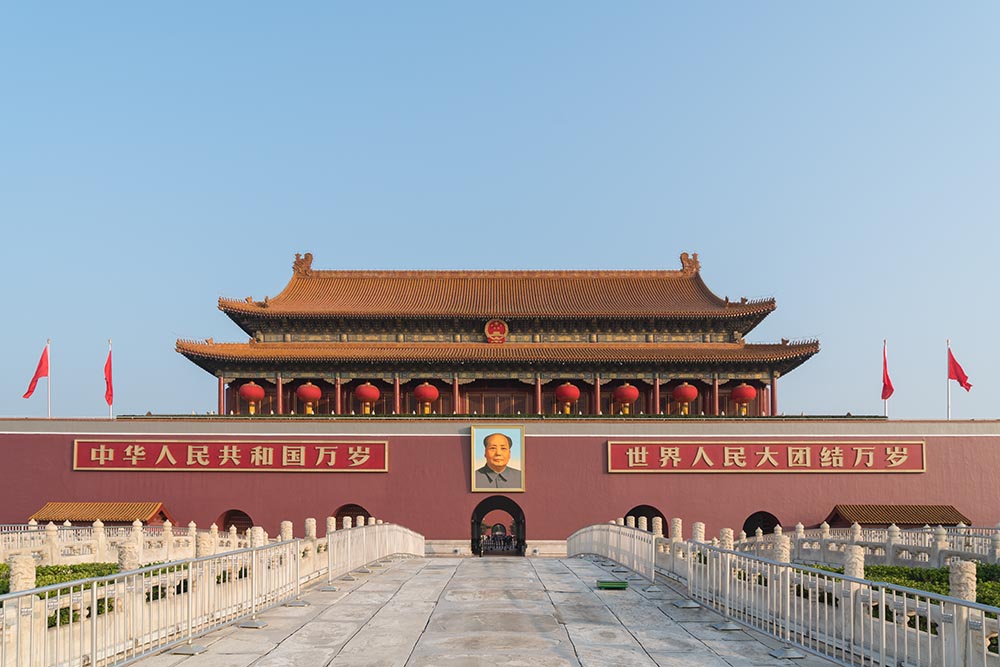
608, 441, 924, 473
74, 440, 388, 472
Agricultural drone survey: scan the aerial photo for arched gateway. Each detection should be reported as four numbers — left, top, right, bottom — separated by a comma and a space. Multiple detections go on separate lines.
471, 496, 525, 556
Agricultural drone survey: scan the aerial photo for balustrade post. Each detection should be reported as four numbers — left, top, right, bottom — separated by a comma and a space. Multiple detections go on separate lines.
637, 516, 648, 532
651, 516, 663, 538
692, 522, 705, 543
932, 526, 949, 568
93, 519, 108, 560
946, 560, 977, 666
794, 523, 805, 562
849, 522, 861, 544
131, 519, 144, 564
280, 520, 293, 542
8, 553, 43, 664
886, 524, 900, 566
163, 520, 174, 561
44, 521, 58, 565
326, 516, 337, 536
626, 516, 636, 529
670, 517, 682, 541
819, 521, 831, 566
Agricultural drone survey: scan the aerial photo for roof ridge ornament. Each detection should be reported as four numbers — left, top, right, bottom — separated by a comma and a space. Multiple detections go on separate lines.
293, 252, 314, 276
679, 252, 700, 275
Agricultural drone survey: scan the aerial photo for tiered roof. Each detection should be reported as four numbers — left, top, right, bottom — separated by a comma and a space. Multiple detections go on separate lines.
177, 252, 819, 379
218, 252, 775, 331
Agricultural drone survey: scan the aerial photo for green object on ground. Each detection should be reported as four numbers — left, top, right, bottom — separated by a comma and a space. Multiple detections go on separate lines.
597, 579, 629, 590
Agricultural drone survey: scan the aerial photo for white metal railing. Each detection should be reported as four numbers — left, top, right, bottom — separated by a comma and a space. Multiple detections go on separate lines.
686, 542, 1000, 667
324, 524, 424, 584
568, 522, 1000, 667
566, 524, 655, 582
0, 523, 424, 667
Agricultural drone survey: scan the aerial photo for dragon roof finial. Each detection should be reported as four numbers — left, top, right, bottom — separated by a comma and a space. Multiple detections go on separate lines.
293, 252, 314, 276
679, 252, 700, 275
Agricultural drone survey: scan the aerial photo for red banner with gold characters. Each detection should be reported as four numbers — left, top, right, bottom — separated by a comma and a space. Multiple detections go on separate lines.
74, 440, 388, 472
608, 440, 924, 473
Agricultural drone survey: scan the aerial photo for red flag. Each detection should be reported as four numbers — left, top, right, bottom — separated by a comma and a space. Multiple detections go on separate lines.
23, 344, 50, 399
948, 348, 972, 391
881, 341, 894, 400
104, 348, 114, 406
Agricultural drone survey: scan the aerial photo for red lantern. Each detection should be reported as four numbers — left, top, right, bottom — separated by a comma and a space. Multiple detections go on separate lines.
613, 382, 640, 414
354, 382, 381, 414
731, 383, 757, 416
412, 382, 439, 414
672, 382, 698, 415
239, 382, 265, 402
238, 381, 265, 415
554, 382, 580, 414
296, 382, 322, 415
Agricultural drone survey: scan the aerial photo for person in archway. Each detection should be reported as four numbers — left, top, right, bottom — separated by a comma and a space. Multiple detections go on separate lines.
474, 432, 522, 489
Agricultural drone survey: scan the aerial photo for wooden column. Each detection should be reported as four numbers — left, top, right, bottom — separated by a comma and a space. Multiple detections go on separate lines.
393, 375, 401, 415
770, 371, 779, 416
712, 377, 720, 416
453, 376, 461, 415
334, 377, 342, 415
593, 375, 601, 415
653, 376, 661, 415
218, 376, 225, 415
535, 376, 543, 415
276, 374, 283, 415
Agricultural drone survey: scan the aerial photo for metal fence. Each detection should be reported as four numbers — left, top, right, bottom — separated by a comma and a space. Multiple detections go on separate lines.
566, 523, 655, 582
0, 523, 424, 667
567, 523, 1000, 667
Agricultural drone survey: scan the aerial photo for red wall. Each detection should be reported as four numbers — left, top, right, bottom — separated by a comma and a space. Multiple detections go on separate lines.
1, 426, 995, 541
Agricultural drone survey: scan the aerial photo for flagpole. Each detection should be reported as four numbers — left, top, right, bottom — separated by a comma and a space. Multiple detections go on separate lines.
883, 339, 888, 419
46, 339, 51, 419
946, 339, 951, 421
108, 339, 113, 420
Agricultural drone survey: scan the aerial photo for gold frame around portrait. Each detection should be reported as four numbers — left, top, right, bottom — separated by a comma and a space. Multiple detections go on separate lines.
470, 425, 525, 493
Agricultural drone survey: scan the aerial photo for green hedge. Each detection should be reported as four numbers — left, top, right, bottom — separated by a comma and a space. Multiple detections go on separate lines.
810, 563, 1000, 608
0, 562, 119, 596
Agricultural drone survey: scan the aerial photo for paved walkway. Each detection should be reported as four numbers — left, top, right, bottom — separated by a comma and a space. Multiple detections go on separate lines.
137, 556, 835, 667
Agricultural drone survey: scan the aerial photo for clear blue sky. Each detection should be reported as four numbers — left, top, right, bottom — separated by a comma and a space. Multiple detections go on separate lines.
2, 4, 997, 420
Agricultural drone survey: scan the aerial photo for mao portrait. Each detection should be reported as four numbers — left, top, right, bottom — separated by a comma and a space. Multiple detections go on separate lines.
471, 425, 525, 493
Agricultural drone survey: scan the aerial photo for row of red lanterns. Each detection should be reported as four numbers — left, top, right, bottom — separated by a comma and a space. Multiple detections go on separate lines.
239, 380, 759, 415
554, 381, 758, 415
237, 380, 437, 415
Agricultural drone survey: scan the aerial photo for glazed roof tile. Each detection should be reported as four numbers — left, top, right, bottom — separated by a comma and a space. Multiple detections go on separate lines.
176, 340, 819, 364
826, 504, 971, 526
29, 502, 173, 523
217, 253, 775, 320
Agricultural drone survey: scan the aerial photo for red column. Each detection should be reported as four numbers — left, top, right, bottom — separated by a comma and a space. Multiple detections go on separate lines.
653, 377, 661, 415
218, 376, 225, 415
770, 372, 778, 416
453, 376, 461, 414
712, 378, 720, 416
594, 376, 601, 415
334, 377, 342, 415
535, 376, 543, 415
394, 375, 401, 415
276, 374, 283, 415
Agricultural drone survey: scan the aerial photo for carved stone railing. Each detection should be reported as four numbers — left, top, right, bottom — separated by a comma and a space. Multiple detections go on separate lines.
733, 521, 1000, 569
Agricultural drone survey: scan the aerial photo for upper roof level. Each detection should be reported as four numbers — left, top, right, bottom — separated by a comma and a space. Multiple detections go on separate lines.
219, 252, 776, 328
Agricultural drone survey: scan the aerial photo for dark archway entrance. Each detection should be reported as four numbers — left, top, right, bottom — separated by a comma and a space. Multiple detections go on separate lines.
471, 496, 525, 556
743, 511, 781, 536
333, 503, 371, 529
625, 504, 668, 535
217, 509, 253, 533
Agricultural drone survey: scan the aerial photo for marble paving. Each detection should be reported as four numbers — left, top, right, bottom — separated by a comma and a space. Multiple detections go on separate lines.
133, 556, 836, 667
